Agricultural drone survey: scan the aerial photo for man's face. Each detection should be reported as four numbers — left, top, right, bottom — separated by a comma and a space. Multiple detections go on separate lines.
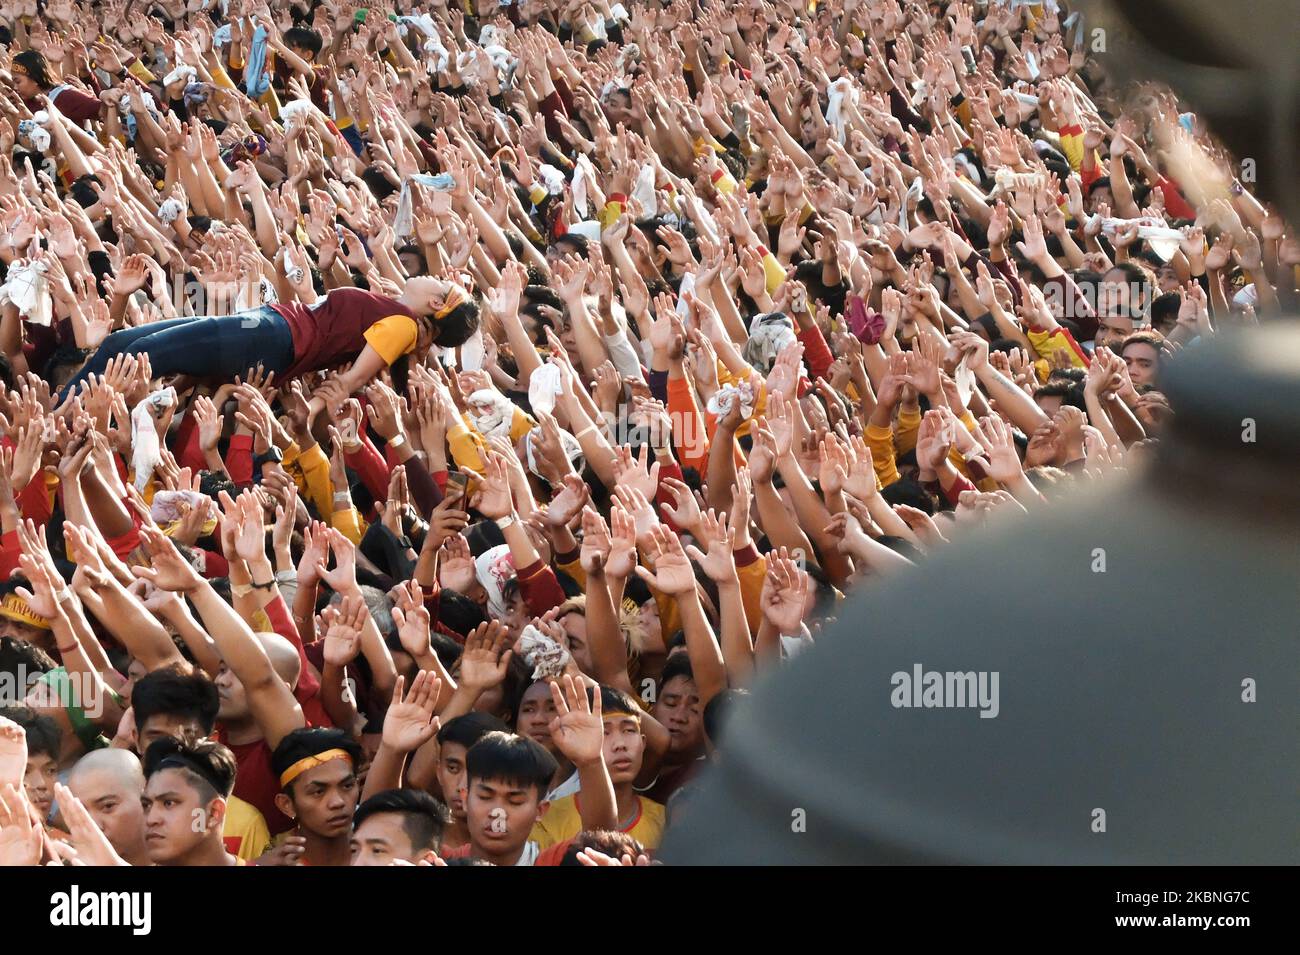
214, 665, 250, 721
602, 712, 647, 785
436, 742, 470, 820
398, 250, 423, 276
24, 751, 57, 819
280, 759, 359, 839
463, 777, 545, 858
1122, 342, 1161, 387
560, 612, 592, 675
137, 714, 206, 756
652, 675, 704, 757
1095, 315, 1135, 350
1086, 185, 1113, 214
142, 770, 221, 864
1155, 263, 1181, 293
1034, 392, 1065, 416
350, 812, 419, 866
68, 768, 146, 860
516, 682, 559, 758
0, 617, 51, 649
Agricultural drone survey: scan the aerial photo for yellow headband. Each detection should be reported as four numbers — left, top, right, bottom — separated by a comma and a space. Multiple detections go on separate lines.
0, 592, 51, 630
10, 64, 28, 77
434, 284, 469, 320
279, 748, 352, 788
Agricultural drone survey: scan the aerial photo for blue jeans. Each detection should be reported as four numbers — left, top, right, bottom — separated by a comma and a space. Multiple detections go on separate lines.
65, 306, 295, 398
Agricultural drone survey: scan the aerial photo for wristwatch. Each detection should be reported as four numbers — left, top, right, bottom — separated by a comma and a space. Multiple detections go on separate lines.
254, 446, 284, 469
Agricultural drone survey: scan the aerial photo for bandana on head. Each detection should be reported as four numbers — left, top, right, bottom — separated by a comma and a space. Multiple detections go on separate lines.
221, 134, 268, 168
518, 624, 571, 680
435, 284, 470, 319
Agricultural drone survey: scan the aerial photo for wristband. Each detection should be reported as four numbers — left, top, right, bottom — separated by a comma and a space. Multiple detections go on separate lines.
232, 582, 254, 598
496, 514, 516, 530
388, 434, 407, 450
57, 644, 78, 655
249, 578, 276, 591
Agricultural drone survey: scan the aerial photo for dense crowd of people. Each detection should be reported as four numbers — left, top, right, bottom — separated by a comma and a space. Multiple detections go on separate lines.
0, 0, 1293, 867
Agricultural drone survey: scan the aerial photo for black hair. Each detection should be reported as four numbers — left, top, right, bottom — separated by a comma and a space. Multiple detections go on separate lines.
464, 731, 557, 795
436, 589, 487, 638
436, 711, 509, 749
353, 788, 450, 852
1086, 175, 1112, 197
131, 665, 220, 736
599, 684, 642, 720
142, 734, 237, 799
879, 480, 932, 514
0, 635, 55, 680
12, 49, 52, 89
0, 704, 59, 761
431, 299, 481, 348
549, 233, 589, 258
658, 653, 695, 694
559, 829, 645, 866
522, 285, 564, 312
283, 26, 324, 56
1150, 291, 1182, 329
361, 165, 399, 202
703, 687, 748, 747
271, 727, 364, 794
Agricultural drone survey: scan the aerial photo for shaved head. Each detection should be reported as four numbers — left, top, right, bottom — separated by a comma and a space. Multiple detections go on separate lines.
254, 632, 302, 690
69, 747, 146, 791
67, 748, 149, 865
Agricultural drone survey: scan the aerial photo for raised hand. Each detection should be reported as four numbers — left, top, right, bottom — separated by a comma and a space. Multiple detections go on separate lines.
322, 593, 367, 667
634, 524, 697, 596
382, 671, 442, 753
684, 508, 737, 583
457, 621, 513, 692
547, 674, 605, 768
760, 548, 810, 635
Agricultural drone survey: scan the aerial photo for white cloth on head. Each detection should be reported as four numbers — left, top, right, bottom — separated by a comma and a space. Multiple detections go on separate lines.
518, 624, 572, 680
474, 544, 515, 620
537, 163, 566, 196
566, 220, 602, 242
0, 260, 52, 326
131, 387, 178, 491
466, 388, 515, 443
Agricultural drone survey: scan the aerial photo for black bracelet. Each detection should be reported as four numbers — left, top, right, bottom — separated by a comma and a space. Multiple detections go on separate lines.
249, 579, 276, 591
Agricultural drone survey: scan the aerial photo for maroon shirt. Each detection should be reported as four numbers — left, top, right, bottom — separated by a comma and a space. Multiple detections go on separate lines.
272, 288, 417, 378
25, 87, 102, 123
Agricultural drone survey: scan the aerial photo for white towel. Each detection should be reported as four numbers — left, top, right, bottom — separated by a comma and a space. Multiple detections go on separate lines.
131, 387, 177, 491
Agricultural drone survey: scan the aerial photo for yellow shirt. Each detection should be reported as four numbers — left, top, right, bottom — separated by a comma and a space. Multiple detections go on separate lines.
223, 796, 272, 862
531, 793, 666, 851
363, 314, 420, 365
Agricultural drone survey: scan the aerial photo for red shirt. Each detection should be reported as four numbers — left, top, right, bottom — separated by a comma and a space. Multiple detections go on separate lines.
272, 288, 417, 378
218, 734, 293, 835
